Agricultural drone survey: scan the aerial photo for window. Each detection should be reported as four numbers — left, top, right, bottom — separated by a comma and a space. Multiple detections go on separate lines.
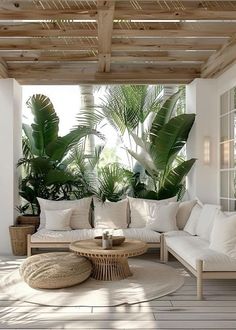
220, 87, 236, 211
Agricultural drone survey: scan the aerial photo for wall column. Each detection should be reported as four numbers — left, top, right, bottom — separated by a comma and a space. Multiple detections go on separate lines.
0, 79, 22, 255
186, 78, 219, 204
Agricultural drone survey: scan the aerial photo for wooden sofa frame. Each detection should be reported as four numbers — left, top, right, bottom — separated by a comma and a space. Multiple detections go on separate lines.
27, 234, 161, 258
160, 234, 236, 300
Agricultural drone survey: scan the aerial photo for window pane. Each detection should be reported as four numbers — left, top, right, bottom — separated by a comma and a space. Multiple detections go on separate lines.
230, 87, 236, 111
220, 199, 228, 211
220, 171, 228, 198
220, 91, 229, 115
220, 115, 229, 142
229, 200, 236, 212
229, 171, 236, 199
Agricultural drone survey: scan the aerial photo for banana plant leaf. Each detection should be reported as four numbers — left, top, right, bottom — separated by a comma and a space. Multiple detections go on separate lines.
150, 89, 182, 138
156, 158, 196, 199
127, 148, 156, 178
151, 114, 195, 170
26, 94, 59, 155
46, 127, 103, 162
23, 124, 39, 156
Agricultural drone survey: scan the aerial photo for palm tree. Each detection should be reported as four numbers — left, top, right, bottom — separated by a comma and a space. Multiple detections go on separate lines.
77, 85, 196, 200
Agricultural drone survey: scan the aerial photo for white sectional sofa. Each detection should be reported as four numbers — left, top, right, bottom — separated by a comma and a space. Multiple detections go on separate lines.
162, 203, 236, 300
27, 196, 179, 256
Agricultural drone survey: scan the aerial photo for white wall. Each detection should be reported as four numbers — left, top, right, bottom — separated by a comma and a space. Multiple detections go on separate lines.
0, 79, 22, 255
186, 79, 219, 203
186, 64, 236, 204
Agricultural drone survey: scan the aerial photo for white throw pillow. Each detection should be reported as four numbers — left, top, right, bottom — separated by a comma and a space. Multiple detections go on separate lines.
195, 204, 221, 241
176, 200, 197, 230
128, 196, 177, 228
146, 202, 179, 232
94, 199, 128, 229
45, 209, 72, 231
37, 197, 92, 230
210, 211, 236, 259
184, 202, 202, 235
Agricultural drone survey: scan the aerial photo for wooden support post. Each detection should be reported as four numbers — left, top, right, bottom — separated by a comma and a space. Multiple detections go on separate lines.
196, 259, 203, 300
97, 0, 115, 73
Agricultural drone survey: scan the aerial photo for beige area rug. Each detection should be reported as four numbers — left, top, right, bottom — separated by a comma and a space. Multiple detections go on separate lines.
0, 259, 184, 306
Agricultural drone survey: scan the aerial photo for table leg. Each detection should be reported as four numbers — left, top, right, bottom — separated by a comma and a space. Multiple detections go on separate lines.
90, 257, 132, 281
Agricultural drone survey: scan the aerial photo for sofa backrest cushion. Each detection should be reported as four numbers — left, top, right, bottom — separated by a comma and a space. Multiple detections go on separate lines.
128, 196, 177, 228
184, 202, 202, 235
45, 208, 73, 231
37, 197, 92, 230
176, 200, 197, 229
195, 204, 221, 241
93, 198, 128, 229
210, 210, 236, 259
145, 202, 179, 232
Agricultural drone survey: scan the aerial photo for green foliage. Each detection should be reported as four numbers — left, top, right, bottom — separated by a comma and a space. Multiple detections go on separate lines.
18, 94, 101, 214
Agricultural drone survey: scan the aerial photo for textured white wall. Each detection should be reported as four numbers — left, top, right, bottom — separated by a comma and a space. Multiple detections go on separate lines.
186, 79, 219, 204
0, 79, 22, 255
186, 65, 236, 204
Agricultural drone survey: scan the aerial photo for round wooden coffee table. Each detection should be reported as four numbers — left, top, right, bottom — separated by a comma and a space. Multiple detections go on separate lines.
70, 239, 147, 281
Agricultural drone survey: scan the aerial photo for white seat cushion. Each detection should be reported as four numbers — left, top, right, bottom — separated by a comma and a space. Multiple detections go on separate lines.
31, 228, 96, 243
195, 204, 221, 241
31, 228, 161, 243
93, 198, 128, 229
37, 197, 92, 230
45, 209, 72, 231
165, 234, 236, 272
210, 211, 236, 259
176, 200, 197, 229
146, 202, 179, 232
184, 202, 202, 235
128, 196, 177, 228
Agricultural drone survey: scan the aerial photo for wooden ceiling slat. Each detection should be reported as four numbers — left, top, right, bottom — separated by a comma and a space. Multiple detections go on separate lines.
0, 0, 235, 84
201, 37, 236, 78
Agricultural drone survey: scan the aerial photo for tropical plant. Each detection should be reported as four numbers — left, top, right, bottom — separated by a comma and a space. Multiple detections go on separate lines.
77, 85, 196, 200
18, 94, 102, 214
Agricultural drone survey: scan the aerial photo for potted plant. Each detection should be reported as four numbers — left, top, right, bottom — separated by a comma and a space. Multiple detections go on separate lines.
16, 94, 102, 229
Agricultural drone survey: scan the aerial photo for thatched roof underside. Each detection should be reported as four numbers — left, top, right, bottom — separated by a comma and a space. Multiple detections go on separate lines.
0, 0, 236, 84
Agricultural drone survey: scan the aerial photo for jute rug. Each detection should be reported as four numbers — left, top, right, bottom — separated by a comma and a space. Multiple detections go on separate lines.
0, 259, 184, 306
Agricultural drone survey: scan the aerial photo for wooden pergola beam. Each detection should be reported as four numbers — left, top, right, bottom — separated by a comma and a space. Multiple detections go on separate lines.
8, 65, 199, 84
0, 5, 235, 20
97, 0, 115, 73
201, 36, 236, 78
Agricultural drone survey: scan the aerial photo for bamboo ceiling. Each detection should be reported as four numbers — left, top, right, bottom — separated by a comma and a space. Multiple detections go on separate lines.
0, 0, 236, 84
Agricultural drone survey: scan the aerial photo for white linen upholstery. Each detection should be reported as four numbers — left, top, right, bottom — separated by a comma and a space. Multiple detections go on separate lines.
195, 204, 221, 241
37, 197, 92, 230
176, 200, 197, 229
128, 196, 177, 228
31, 228, 161, 243
45, 209, 72, 231
93, 198, 128, 229
165, 233, 236, 271
146, 202, 179, 232
210, 211, 236, 259
184, 203, 202, 235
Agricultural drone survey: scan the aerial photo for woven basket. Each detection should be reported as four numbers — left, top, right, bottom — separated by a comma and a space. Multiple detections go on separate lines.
9, 225, 35, 256
17, 215, 40, 231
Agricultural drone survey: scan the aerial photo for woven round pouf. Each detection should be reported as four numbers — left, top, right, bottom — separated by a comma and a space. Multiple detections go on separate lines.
20, 252, 92, 289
